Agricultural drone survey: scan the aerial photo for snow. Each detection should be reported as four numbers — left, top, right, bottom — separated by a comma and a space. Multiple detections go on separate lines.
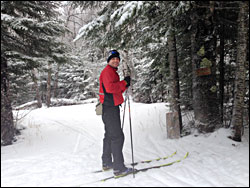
1, 13, 14, 21
73, 15, 107, 42
1, 99, 249, 187
73, 1, 145, 42
111, 1, 144, 28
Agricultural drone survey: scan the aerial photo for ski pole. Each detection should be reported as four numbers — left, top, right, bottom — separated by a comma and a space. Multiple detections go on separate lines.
127, 93, 135, 178
121, 90, 128, 130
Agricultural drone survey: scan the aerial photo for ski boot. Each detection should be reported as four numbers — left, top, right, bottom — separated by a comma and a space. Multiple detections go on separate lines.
114, 167, 136, 178
102, 163, 113, 171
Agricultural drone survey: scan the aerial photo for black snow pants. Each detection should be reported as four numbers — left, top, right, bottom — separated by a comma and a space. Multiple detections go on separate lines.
102, 104, 125, 170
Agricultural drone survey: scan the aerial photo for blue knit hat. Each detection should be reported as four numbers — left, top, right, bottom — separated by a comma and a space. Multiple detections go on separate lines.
107, 50, 120, 63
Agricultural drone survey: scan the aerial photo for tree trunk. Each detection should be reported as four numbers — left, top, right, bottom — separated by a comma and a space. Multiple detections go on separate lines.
190, 2, 220, 133
123, 50, 131, 77
46, 62, 52, 107
53, 64, 59, 98
122, 50, 132, 95
219, 12, 225, 124
231, 1, 248, 142
1, 56, 16, 145
167, 18, 182, 138
32, 69, 42, 108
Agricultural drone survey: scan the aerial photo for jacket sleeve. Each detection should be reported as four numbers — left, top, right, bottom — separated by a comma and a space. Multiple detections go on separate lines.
102, 71, 127, 94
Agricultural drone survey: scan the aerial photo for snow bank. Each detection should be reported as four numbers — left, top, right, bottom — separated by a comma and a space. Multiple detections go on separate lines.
1, 101, 249, 187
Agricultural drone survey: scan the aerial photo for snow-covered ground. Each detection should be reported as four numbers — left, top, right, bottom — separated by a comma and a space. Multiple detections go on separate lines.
1, 99, 249, 187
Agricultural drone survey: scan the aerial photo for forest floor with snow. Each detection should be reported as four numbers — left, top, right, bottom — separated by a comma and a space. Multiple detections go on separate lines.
1, 99, 249, 187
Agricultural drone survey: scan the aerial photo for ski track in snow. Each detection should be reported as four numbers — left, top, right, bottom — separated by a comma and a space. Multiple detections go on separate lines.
1, 101, 249, 187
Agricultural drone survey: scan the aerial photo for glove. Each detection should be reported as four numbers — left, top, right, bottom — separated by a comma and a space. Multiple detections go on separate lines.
124, 76, 131, 87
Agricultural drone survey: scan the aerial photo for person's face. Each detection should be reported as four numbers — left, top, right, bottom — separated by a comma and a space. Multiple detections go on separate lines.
108, 57, 120, 68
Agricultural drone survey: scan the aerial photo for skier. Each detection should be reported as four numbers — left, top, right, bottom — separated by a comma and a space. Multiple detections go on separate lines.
99, 50, 133, 177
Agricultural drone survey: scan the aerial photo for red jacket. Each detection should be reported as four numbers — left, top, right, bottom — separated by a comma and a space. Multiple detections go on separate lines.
99, 65, 127, 106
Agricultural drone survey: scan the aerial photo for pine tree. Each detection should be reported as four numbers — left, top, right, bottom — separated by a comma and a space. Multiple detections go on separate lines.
1, 1, 66, 145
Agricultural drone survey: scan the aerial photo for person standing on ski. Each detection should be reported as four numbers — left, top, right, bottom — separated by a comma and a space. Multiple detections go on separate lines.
99, 50, 133, 176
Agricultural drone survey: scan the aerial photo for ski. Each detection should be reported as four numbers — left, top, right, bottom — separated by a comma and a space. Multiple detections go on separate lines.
99, 152, 189, 182
92, 151, 177, 173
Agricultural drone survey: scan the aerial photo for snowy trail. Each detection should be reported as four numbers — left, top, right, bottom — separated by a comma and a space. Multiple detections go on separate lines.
1, 100, 249, 187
